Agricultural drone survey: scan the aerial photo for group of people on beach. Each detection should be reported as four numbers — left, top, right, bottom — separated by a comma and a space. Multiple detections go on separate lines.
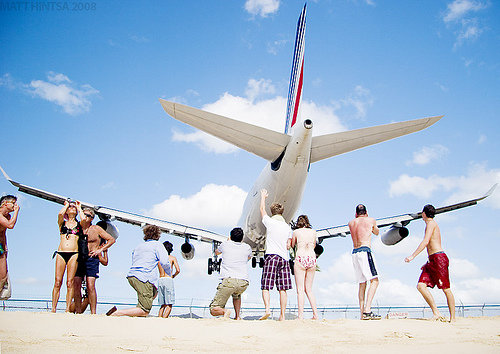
206, 189, 455, 322
0, 190, 455, 322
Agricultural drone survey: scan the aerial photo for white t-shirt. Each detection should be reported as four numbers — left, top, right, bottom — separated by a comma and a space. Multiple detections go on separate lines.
218, 240, 252, 281
262, 215, 292, 260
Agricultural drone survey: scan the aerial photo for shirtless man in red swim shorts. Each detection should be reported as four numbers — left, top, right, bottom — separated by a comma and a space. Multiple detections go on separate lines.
405, 204, 455, 322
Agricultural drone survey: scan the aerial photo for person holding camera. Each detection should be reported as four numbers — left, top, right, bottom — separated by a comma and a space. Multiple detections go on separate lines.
52, 200, 86, 313
0, 195, 20, 297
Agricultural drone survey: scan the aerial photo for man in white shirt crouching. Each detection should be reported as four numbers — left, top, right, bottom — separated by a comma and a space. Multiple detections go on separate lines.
209, 227, 252, 320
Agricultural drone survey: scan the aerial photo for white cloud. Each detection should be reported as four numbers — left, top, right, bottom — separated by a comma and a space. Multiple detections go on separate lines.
443, 0, 486, 23
245, 78, 276, 102
454, 277, 500, 303
145, 184, 247, 229
0, 73, 16, 89
450, 257, 481, 279
375, 278, 422, 305
389, 174, 451, 199
389, 163, 500, 208
171, 78, 347, 154
478, 134, 487, 144
267, 39, 288, 55
406, 144, 449, 166
457, 18, 482, 44
0, 72, 99, 115
130, 35, 150, 43
315, 253, 423, 305
318, 252, 355, 283
46, 71, 70, 84
349, 0, 376, 6
435, 82, 449, 92
244, 0, 280, 18
442, 0, 489, 48
333, 85, 374, 121
28, 79, 99, 115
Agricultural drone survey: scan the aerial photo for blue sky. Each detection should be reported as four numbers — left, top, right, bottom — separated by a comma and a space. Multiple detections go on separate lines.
1, 0, 499, 312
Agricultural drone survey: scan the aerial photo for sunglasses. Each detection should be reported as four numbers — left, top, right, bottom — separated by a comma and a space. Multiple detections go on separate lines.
84, 213, 94, 218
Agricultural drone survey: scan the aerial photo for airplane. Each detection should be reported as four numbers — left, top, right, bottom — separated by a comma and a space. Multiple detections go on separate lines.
1, 4, 496, 275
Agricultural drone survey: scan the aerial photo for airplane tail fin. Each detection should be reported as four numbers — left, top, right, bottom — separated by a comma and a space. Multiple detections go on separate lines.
284, 3, 306, 135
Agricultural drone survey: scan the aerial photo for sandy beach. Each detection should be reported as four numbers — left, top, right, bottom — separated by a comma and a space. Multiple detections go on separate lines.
0, 311, 499, 353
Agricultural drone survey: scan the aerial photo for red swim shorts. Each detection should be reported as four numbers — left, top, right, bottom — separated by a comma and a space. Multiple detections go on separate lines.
418, 252, 450, 289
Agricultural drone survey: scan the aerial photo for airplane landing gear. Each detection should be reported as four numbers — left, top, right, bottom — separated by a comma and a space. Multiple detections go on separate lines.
208, 258, 213, 275
208, 241, 222, 275
251, 256, 265, 268
207, 257, 222, 275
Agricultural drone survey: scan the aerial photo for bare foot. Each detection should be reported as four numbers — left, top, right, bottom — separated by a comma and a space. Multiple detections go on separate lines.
429, 314, 446, 322
259, 313, 270, 320
278, 316, 285, 321
223, 309, 232, 319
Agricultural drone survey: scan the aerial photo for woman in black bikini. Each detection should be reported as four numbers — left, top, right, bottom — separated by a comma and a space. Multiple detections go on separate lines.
52, 200, 86, 312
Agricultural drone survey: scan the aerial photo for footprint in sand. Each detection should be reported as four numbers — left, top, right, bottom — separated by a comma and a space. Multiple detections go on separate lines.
385, 331, 414, 339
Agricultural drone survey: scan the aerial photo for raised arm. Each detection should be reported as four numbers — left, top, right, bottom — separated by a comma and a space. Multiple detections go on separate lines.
76, 201, 90, 228
58, 201, 69, 227
0, 203, 19, 230
260, 189, 269, 219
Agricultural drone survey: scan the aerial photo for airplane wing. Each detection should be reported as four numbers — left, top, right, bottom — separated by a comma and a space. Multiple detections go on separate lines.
316, 184, 497, 242
0, 165, 227, 244
159, 99, 290, 162
310, 116, 443, 163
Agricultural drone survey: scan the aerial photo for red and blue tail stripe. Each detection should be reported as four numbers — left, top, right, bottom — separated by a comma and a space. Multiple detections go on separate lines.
284, 3, 306, 135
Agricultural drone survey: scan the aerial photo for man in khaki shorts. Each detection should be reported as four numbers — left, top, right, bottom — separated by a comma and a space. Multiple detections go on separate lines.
210, 227, 252, 320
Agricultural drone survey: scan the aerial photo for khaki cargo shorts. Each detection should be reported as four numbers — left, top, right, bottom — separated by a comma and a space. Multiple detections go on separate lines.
209, 278, 249, 309
127, 276, 158, 312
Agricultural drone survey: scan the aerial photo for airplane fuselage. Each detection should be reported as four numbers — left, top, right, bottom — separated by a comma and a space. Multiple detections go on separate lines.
238, 119, 313, 252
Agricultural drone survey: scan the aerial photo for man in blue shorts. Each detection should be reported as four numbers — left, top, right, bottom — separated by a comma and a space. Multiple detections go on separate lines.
259, 189, 292, 321
74, 208, 115, 314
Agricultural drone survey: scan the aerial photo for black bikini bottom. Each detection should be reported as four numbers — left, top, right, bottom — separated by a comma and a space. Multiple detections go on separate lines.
53, 251, 78, 263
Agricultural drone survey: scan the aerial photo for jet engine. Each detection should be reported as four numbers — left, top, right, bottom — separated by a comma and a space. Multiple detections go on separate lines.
381, 226, 409, 245
314, 244, 324, 258
96, 220, 119, 240
181, 241, 195, 260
